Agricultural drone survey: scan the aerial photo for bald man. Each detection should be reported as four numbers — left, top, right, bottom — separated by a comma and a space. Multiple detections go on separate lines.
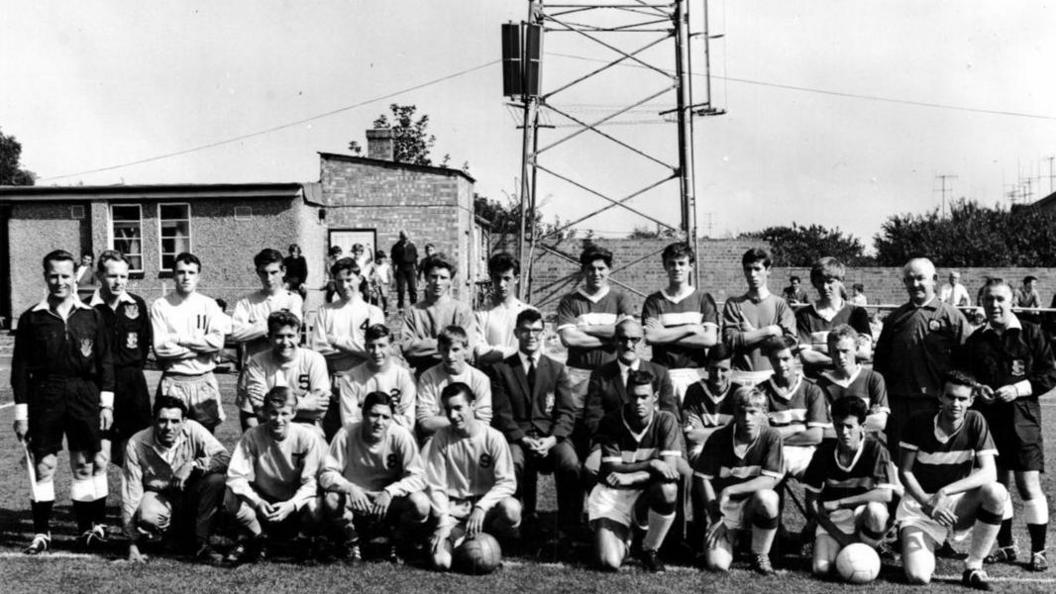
874, 257, 971, 451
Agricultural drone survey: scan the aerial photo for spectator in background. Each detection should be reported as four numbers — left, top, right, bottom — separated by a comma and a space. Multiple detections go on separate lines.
417, 244, 437, 282
352, 244, 372, 278
75, 252, 96, 285
849, 282, 868, 306
1016, 275, 1042, 324
939, 270, 971, 307
372, 250, 392, 315
782, 276, 808, 305
282, 244, 308, 298
390, 230, 419, 310
324, 245, 344, 303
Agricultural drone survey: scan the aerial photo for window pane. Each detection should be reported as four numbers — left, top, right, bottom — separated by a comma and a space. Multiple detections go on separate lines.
111, 205, 143, 271
160, 204, 189, 220
112, 205, 140, 221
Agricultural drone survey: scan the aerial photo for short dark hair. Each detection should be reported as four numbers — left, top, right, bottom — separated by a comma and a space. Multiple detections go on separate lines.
374, 250, 386, 260
42, 249, 76, 272
627, 369, 655, 389
1024, 275, 1038, 284
96, 249, 127, 273
328, 245, 343, 257
254, 248, 285, 270
422, 253, 457, 277
288, 243, 300, 253
982, 277, 1012, 293
790, 275, 801, 283
440, 381, 475, 403
437, 325, 469, 349
172, 252, 201, 272
741, 247, 771, 268
363, 391, 395, 413
852, 282, 865, 292
515, 307, 543, 328
830, 396, 867, 425
267, 310, 302, 334
364, 323, 392, 343
942, 370, 979, 392
761, 335, 795, 359
579, 245, 613, 269
488, 252, 520, 277
706, 342, 733, 364
330, 257, 361, 278
661, 242, 695, 264
153, 395, 188, 419
263, 386, 297, 412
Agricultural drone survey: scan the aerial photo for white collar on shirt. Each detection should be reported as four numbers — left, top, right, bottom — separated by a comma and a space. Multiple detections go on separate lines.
577, 285, 611, 303
983, 314, 1022, 334
661, 286, 695, 304
88, 289, 136, 308
518, 350, 542, 373
766, 373, 802, 401
32, 297, 92, 314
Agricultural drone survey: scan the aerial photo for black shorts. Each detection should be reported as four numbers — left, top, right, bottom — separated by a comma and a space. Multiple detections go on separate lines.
28, 378, 101, 458
984, 401, 1045, 472
103, 366, 152, 443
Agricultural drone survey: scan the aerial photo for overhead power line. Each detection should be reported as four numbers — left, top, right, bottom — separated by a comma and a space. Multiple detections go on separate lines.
40, 60, 502, 182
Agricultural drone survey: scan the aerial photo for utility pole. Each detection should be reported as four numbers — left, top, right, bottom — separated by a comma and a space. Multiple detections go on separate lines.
1046, 155, 1055, 195
935, 174, 957, 217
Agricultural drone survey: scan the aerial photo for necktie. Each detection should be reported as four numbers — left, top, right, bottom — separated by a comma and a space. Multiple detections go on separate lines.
527, 359, 537, 394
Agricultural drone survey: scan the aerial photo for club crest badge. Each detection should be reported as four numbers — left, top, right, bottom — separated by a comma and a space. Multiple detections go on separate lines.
927, 320, 941, 331
1011, 359, 1026, 377
80, 338, 94, 358
544, 392, 555, 415
125, 303, 139, 320
126, 332, 138, 350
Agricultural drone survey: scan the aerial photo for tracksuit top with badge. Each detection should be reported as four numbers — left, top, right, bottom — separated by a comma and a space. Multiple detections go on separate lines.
595, 408, 683, 476
641, 287, 719, 369
556, 286, 634, 370
694, 424, 784, 494
310, 297, 385, 374
338, 362, 417, 429
226, 422, 328, 508
759, 374, 830, 429
229, 289, 304, 363
320, 422, 425, 496
802, 436, 894, 502
243, 347, 331, 423
91, 291, 151, 370
682, 381, 739, 430
899, 410, 997, 495
12, 300, 115, 405
874, 297, 971, 399
422, 424, 516, 513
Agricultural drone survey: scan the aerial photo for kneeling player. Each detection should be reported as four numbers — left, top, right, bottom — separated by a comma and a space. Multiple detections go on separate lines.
897, 371, 1007, 590
320, 391, 430, 561
803, 397, 894, 576
588, 370, 682, 573
223, 387, 328, 565
424, 382, 520, 571
694, 386, 784, 575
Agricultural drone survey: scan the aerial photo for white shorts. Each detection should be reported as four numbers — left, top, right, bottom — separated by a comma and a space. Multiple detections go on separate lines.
587, 484, 645, 528
815, 506, 865, 539
668, 368, 707, 406
721, 496, 751, 530
783, 445, 816, 478
896, 492, 971, 546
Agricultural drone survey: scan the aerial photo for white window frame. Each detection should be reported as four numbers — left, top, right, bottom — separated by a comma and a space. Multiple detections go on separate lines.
109, 204, 144, 273
158, 202, 192, 271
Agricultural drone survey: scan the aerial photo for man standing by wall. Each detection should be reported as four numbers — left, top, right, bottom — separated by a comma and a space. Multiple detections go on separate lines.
390, 230, 419, 311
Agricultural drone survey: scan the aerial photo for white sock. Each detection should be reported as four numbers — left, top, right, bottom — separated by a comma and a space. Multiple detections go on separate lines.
642, 510, 675, 552
1024, 498, 1049, 525
92, 473, 109, 500
70, 477, 94, 503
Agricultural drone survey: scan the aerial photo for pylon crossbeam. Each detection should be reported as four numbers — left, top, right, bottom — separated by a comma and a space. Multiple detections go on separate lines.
536, 85, 674, 154
544, 14, 673, 77
537, 243, 651, 298
543, 103, 675, 169
543, 34, 670, 100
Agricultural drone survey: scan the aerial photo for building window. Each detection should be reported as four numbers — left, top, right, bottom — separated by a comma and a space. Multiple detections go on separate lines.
111, 204, 144, 272
70, 205, 85, 219
159, 203, 191, 270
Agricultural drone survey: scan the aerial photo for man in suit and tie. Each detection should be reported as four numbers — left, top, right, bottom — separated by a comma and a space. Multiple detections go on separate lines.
583, 318, 679, 438
490, 308, 581, 533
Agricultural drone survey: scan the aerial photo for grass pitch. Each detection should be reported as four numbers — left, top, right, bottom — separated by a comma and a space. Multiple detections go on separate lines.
1, 368, 1054, 593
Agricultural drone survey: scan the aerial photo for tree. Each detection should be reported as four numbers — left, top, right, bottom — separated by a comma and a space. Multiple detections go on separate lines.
370, 104, 436, 166
874, 199, 1056, 266
474, 192, 573, 248
741, 223, 868, 266
1, 128, 36, 185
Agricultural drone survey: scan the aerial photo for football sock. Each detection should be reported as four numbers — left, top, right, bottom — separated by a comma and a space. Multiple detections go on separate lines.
642, 510, 675, 552
31, 499, 54, 535
1024, 498, 1048, 552
71, 477, 95, 532
93, 473, 109, 525
751, 515, 779, 555
967, 506, 1003, 570
997, 519, 1014, 548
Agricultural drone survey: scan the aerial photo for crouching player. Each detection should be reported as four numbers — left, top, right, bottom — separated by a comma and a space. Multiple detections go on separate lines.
424, 382, 520, 571
694, 386, 784, 575
122, 396, 230, 564
223, 387, 328, 566
682, 343, 738, 462
897, 371, 1007, 590
319, 391, 429, 562
588, 370, 682, 573
803, 397, 894, 576
758, 336, 827, 478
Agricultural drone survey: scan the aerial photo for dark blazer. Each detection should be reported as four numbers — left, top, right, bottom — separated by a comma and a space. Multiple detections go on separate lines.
583, 358, 678, 435
490, 352, 576, 442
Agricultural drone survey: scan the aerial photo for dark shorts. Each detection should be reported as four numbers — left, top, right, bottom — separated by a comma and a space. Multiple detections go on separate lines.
28, 378, 101, 458
103, 366, 152, 443
983, 400, 1045, 472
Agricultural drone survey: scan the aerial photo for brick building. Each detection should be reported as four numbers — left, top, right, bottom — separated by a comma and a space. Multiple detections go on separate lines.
0, 132, 488, 327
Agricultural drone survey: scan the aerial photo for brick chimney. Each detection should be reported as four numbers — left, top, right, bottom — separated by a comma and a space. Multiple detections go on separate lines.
365, 128, 394, 161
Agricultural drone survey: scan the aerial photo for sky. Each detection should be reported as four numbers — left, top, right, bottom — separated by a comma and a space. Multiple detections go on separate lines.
2, 1, 1055, 250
